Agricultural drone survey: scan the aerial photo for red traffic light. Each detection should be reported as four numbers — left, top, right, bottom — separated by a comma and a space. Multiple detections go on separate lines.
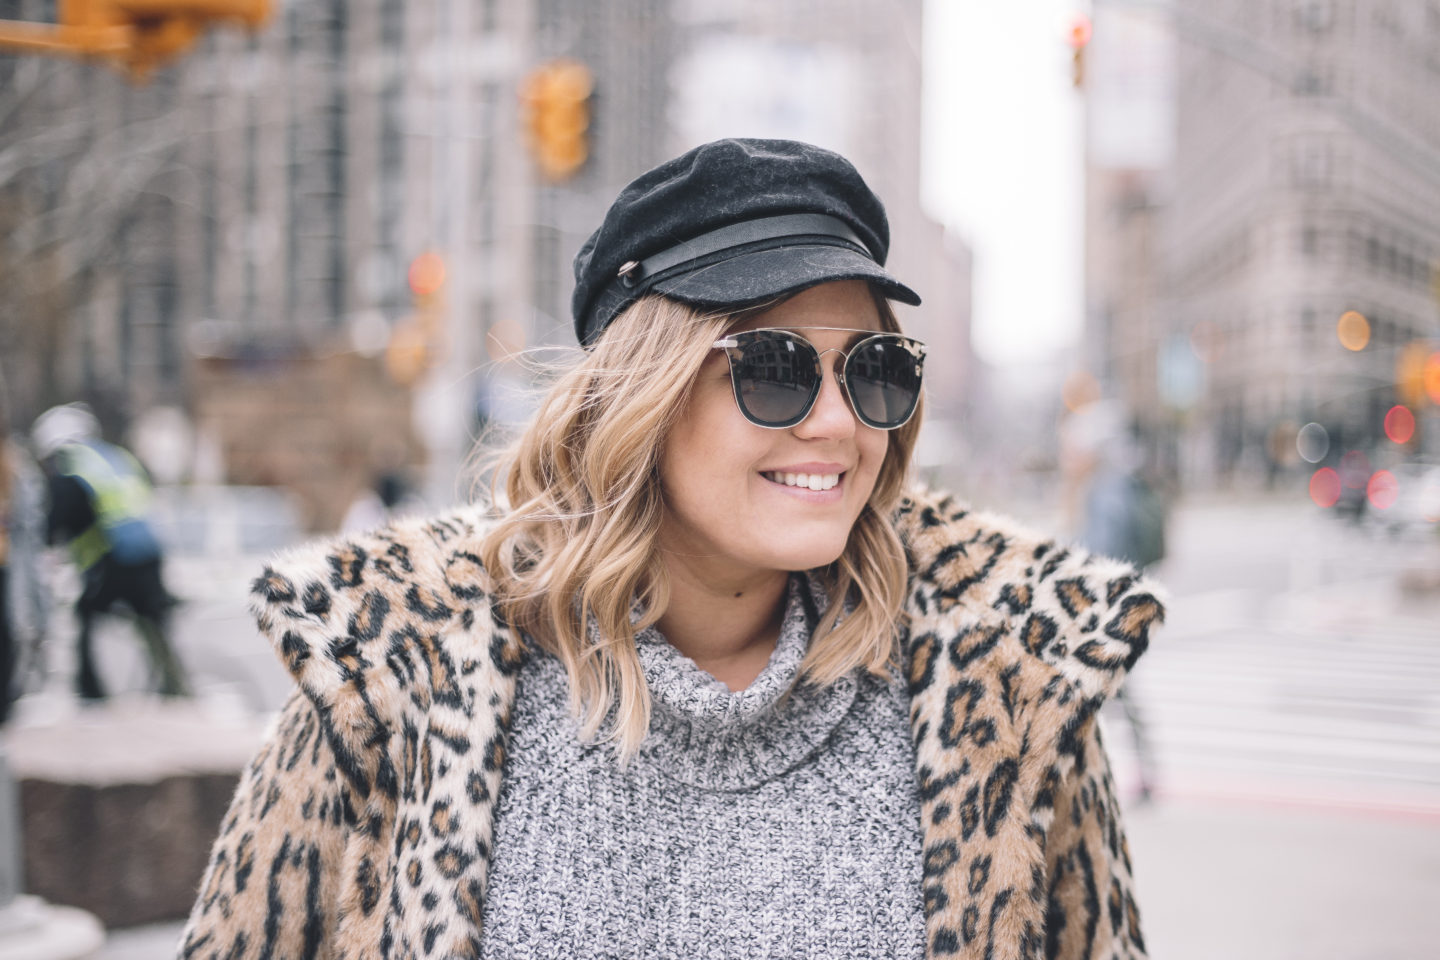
1066, 15, 1092, 49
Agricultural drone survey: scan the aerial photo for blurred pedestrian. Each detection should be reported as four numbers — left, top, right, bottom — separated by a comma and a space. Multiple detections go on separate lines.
31, 403, 188, 701
1062, 398, 1166, 569
182, 139, 1165, 958
1, 413, 14, 723
1062, 397, 1165, 801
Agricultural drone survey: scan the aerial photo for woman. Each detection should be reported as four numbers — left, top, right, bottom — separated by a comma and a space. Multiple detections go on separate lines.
180, 139, 1162, 959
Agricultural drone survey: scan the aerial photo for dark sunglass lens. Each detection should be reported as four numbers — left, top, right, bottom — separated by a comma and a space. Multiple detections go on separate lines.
845, 338, 922, 427
734, 335, 819, 425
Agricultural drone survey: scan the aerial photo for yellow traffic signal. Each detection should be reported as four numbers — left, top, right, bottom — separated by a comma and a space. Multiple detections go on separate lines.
0, 0, 270, 80
521, 59, 593, 181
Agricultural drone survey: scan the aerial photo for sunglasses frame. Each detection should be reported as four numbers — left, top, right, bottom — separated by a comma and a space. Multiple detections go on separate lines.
711, 326, 926, 430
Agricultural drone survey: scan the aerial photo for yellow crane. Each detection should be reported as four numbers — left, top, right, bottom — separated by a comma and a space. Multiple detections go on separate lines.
0, 0, 269, 81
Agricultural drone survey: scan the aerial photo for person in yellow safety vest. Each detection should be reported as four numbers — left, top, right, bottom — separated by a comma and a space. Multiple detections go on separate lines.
31, 403, 189, 701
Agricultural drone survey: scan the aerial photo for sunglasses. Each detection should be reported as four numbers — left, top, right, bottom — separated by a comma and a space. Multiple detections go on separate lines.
711, 327, 926, 430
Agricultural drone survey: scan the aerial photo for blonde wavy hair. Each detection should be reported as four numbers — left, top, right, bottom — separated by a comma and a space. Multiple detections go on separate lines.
477, 290, 923, 759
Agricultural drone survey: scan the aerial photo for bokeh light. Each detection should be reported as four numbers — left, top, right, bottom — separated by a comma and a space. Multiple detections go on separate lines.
407, 251, 446, 297
1295, 422, 1329, 463
1336, 310, 1370, 351
1383, 405, 1415, 444
1309, 467, 1341, 508
1367, 470, 1399, 510
1426, 351, 1440, 405
1339, 450, 1371, 489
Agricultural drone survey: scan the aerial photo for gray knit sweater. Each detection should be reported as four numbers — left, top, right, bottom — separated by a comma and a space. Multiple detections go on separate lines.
480, 575, 926, 958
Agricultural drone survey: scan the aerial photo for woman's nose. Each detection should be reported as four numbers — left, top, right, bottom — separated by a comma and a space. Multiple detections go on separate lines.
794, 361, 856, 439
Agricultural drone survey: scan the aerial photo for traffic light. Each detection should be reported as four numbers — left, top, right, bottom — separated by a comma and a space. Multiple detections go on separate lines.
521, 59, 593, 181
0, 0, 269, 80
1067, 15, 1092, 89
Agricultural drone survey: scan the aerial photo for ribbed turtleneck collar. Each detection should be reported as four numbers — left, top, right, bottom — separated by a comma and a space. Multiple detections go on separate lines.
633, 574, 859, 792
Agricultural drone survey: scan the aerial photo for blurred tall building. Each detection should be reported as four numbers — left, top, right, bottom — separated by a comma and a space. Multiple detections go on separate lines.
0, 0, 192, 434
1082, 4, 1177, 475
1088, 0, 1440, 487
1167, 0, 1440, 483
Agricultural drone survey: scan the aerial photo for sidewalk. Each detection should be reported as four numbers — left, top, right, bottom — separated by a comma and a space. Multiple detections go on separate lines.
1126, 798, 1440, 960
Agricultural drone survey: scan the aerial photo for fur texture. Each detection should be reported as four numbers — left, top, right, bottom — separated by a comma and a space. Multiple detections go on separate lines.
179, 489, 1162, 960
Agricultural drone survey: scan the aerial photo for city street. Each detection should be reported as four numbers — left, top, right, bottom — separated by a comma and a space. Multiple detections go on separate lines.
1116, 490, 1440, 811
4, 1, 1439, 956
1108, 492, 1440, 958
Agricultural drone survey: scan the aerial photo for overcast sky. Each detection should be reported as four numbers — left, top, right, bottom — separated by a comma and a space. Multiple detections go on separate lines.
922, 0, 1085, 368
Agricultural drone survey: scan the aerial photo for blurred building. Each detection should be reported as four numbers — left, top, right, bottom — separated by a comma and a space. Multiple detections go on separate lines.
1082, 4, 1177, 476
0, 0, 189, 438
1, 1, 543, 522
174, 2, 547, 516
1, 0, 971, 517
1165, 0, 1439, 484
1085, 0, 1440, 488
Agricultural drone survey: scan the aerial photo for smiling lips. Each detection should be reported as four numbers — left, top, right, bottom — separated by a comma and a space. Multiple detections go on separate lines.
761, 470, 843, 491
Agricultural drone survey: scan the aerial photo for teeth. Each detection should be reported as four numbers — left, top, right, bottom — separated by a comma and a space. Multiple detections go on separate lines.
763, 471, 841, 490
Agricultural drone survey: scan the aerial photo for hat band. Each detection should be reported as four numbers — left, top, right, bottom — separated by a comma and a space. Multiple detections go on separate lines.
617, 212, 871, 288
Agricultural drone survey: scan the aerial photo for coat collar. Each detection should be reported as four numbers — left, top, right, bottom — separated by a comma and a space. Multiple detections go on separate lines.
247, 488, 1163, 959
250, 491, 1160, 711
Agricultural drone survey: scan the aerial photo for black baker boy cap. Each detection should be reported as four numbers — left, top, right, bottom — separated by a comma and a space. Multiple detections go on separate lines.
571, 138, 922, 346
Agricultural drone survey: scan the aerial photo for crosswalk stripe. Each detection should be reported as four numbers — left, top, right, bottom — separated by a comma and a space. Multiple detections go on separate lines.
1107, 618, 1440, 796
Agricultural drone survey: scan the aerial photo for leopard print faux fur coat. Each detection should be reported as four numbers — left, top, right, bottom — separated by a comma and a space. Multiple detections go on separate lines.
179, 488, 1164, 960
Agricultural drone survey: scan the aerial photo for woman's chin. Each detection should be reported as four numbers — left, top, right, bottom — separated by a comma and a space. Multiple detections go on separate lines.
764, 540, 849, 574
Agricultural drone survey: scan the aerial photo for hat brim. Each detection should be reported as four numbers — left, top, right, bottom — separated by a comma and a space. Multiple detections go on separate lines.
647, 243, 921, 314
